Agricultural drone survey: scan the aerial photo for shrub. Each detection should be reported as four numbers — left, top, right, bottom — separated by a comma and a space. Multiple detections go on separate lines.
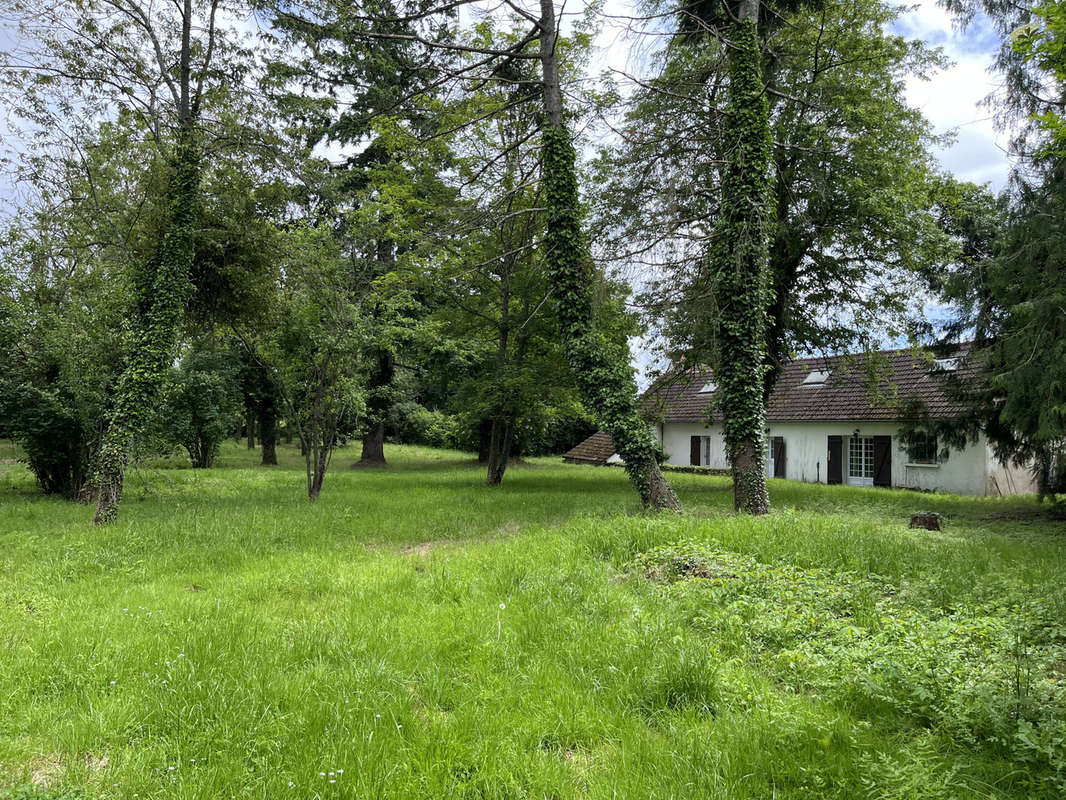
0, 236, 122, 497
392, 402, 461, 449
158, 344, 243, 468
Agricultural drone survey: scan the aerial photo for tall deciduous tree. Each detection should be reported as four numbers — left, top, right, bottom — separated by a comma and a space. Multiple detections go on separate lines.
261, 0, 680, 509
598, 0, 946, 392
701, 0, 774, 514
539, 0, 680, 509
1, 0, 251, 523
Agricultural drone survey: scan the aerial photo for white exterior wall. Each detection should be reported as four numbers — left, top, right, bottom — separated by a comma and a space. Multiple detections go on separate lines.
658, 420, 1018, 496
660, 422, 730, 469
985, 444, 1039, 495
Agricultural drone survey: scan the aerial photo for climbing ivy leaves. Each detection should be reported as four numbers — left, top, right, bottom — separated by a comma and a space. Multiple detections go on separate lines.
709, 15, 773, 515
92, 135, 202, 524
542, 125, 680, 511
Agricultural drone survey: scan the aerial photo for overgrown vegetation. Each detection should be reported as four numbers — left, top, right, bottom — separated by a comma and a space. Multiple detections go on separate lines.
1, 442, 1063, 798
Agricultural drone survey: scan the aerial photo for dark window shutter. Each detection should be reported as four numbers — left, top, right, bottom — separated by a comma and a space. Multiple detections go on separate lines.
827, 436, 843, 484
873, 436, 892, 487
773, 437, 785, 479
690, 436, 701, 466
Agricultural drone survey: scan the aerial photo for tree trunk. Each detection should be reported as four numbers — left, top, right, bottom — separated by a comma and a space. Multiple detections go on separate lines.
731, 438, 769, 514
92, 2, 200, 525
360, 421, 386, 465
485, 416, 514, 486
259, 404, 278, 466
537, 0, 680, 511
358, 348, 393, 466
477, 418, 492, 462
92, 131, 200, 525
186, 439, 210, 469
712, 7, 773, 515
246, 411, 256, 449
309, 430, 331, 501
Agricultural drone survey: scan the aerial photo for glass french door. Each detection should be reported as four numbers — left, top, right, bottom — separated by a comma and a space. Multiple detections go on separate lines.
847, 436, 875, 487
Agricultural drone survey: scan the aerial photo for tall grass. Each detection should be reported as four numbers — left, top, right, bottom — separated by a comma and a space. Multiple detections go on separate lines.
0, 442, 1063, 798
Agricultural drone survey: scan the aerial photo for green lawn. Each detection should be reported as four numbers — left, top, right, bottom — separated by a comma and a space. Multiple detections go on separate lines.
1, 442, 1064, 799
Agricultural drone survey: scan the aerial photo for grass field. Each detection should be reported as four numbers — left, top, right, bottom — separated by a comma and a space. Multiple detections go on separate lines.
1, 441, 1064, 799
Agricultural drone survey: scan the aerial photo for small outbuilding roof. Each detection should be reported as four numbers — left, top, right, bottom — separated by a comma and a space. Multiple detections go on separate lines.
562, 430, 617, 464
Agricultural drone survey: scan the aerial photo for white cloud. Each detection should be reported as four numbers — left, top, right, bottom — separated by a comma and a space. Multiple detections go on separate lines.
896, 0, 1012, 190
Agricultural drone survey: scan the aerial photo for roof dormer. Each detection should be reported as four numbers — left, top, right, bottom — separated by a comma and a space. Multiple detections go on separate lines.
931, 358, 959, 373
802, 369, 831, 386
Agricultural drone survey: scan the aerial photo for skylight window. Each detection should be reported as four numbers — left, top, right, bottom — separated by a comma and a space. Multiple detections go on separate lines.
802, 370, 831, 386
699, 380, 718, 394
931, 358, 959, 373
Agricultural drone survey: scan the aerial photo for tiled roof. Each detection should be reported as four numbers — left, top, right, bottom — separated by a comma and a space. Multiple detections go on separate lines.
643, 347, 974, 424
562, 431, 616, 463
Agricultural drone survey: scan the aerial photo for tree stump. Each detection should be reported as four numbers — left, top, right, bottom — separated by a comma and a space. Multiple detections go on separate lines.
909, 512, 941, 531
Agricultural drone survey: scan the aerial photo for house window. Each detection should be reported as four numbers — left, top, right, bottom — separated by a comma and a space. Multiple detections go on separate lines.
802, 370, 831, 385
698, 380, 717, 394
907, 433, 939, 465
703, 436, 711, 465
931, 358, 959, 373
848, 436, 874, 486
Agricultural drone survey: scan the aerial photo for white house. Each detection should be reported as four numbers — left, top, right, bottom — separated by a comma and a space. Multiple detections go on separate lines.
564, 348, 1037, 496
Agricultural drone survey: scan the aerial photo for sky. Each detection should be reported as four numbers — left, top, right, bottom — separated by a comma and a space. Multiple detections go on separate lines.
892, 0, 1012, 191
591, 0, 1013, 192
0, 1, 1012, 203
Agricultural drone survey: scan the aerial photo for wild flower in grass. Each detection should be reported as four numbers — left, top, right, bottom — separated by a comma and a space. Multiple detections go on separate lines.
497, 602, 506, 640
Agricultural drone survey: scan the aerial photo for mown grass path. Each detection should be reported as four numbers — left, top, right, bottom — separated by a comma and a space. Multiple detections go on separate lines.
1, 443, 1064, 798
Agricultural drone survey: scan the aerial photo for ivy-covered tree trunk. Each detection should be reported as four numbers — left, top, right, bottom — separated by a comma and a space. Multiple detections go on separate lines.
92, 133, 201, 524
92, 0, 202, 525
538, 0, 680, 510
712, 3, 773, 515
